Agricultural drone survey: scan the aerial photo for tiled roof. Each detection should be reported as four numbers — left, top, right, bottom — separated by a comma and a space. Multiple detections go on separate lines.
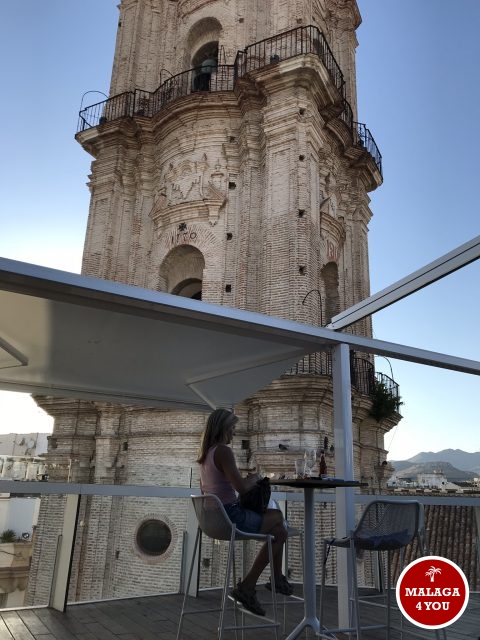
392, 504, 479, 590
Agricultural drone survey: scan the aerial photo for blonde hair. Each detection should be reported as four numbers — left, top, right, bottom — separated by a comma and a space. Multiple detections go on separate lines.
197, 408, 238, 464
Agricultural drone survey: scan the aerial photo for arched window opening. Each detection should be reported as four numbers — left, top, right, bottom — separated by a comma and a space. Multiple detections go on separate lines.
321, 262, 340, 324
172, 278, 202, 300
192, 41, 218, 91
159, 245, 205, 300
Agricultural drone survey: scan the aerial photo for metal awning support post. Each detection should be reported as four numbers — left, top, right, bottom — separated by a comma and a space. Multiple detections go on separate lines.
332, 343, 356, 628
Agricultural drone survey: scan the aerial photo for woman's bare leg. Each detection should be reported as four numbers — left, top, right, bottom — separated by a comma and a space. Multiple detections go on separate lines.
241, 509, 287, 590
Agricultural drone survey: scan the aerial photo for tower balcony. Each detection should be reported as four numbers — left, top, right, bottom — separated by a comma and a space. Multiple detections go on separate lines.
285, 353, 400, 408
76, 25, 382, 180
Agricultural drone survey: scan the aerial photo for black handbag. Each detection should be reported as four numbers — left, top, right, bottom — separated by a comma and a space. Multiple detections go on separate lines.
240, 477, 271, 513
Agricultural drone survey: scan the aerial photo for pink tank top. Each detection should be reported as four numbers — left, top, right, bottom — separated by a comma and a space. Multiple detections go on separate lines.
200, 445, 236, 504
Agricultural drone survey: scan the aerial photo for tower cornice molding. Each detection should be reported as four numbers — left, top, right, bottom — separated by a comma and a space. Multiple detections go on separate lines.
76, 119, 142, 158
249, 54, 342, 111
149, 93, 240, 138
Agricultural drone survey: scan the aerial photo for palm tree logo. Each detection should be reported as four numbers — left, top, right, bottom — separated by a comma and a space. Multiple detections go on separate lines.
425, 566, 442, 582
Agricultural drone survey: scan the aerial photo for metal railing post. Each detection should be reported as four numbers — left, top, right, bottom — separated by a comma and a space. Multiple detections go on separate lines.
181, 499, 201, 597
48, 493, 81, 612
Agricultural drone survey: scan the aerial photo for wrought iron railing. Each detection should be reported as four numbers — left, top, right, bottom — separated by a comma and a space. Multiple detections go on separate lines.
338, 98, 353, 131
334, 99, 382, 173
78, 91, 133, 130
375, 371, 401, 407
147, 65, 235, 115
351, 356, 376, 396
286, 352, 332, 377
354, 121, 383, 175
235, 25, 345, 95
77, 26, 381, 176
286, 354, 399, 402
77, 66, 235, 130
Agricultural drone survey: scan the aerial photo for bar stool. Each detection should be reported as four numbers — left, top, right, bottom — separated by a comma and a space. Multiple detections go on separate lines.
176, 494, 279, 640
271, 499, 305, 629
319, 500, 447, 639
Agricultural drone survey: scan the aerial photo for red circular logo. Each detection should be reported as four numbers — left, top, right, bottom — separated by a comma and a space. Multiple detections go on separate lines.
396, 556, 469, 629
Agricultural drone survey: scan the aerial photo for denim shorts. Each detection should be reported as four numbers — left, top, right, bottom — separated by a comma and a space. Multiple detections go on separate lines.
223, 501, 263, 534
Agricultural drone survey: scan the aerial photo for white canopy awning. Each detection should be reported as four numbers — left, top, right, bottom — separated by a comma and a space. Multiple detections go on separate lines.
1, 257, 479, 410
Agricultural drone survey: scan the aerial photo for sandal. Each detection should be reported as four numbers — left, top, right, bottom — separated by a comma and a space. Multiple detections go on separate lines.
265, 574, 294, 596
231, 580, 265, 616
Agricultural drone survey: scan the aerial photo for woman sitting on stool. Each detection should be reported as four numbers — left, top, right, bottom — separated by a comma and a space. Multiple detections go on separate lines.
197, 408, 293, 616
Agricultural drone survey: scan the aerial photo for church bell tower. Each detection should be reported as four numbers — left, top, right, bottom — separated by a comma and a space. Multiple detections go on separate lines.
29, 0, 400, 602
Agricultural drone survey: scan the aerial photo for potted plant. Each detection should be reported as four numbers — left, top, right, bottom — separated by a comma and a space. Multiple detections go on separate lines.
369, 380, 403, 422
0, 529, 16, 543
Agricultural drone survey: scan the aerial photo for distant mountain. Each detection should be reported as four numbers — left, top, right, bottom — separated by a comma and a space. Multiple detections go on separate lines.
389, 449, 480, 476
389, 460, 415, 473
389, 461, 476, 484
407, 449, 480, 475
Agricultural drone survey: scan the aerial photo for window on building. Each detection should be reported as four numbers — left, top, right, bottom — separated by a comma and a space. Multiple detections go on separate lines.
136, 519, 172, 556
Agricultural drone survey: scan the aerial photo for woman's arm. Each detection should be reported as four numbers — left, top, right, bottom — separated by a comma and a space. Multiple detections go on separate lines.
214, 444, 258, 495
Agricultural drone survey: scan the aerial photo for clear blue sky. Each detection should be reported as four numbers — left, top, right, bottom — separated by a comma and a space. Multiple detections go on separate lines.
0, 1, 478, 460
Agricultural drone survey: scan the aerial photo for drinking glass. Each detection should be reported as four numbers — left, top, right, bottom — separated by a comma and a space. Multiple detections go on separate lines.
295, 458, 305, 479
304, 448, 316, 477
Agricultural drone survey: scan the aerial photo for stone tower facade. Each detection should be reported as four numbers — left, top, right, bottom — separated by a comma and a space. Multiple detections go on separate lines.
28, 0, 400, 603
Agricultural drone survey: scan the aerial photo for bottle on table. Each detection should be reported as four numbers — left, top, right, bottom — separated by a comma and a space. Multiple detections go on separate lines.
319, 452, 328, 477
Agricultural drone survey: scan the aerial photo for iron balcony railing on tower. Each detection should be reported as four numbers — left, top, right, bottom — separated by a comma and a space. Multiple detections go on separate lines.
286, 354, 400, 404
76, 65, 236, 130
77, 25, 382, 177
234, 24, 345, 96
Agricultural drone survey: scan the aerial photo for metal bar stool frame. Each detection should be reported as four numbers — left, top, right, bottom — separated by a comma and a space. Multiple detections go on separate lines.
176, 494, 280, 640
272, 499, 305, 631
319, 499, 447, 640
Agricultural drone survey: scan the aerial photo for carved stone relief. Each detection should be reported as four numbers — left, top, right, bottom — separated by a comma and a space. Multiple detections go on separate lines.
149, 155, 227, 229
319, 171, 345, 265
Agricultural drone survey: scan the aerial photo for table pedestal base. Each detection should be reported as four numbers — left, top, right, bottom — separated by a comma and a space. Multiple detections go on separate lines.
284, 615, 321, 640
